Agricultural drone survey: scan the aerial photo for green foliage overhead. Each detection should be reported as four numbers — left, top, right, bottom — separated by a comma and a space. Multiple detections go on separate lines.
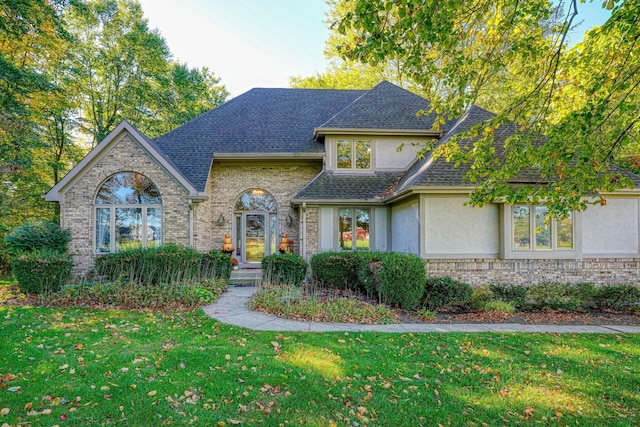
330, 0, 640, 216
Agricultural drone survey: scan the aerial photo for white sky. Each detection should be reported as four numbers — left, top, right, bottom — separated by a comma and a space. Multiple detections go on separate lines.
137, 0, 611, 98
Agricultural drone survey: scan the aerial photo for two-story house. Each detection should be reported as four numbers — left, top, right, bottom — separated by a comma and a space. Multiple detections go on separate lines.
45, 82, 640, 285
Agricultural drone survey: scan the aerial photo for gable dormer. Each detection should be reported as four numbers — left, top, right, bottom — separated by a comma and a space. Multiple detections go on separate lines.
314, 82, 444, 173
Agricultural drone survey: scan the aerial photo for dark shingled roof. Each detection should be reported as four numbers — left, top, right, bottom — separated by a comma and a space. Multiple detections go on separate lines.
318, 81, 446, 131
394, 106, 495, 192
293, 171, 404, 202
153, 87, 366, 191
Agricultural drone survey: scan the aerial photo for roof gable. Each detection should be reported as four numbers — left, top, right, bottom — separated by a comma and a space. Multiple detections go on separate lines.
44, 121, 201, 202
315, 81, 449, 136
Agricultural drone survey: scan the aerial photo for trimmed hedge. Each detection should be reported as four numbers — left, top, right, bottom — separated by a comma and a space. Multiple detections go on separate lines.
95, 244, 231, 285
592, 285, 640, 309
261, 253, 308, 286
368, 252, 426, 309
310, 251, 426, 309
11, 249, 72, 294
422, 276, 472, 310
310, 251, 363, 290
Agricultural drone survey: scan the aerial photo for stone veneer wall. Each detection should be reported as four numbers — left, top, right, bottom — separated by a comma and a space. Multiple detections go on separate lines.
304, 207, 319, 260
60, 133, 190, 274
426, 258, 640, 286
196, 161, 322, 255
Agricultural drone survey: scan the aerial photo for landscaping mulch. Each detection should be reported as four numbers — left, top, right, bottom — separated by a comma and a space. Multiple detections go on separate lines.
396, 307, 640, 326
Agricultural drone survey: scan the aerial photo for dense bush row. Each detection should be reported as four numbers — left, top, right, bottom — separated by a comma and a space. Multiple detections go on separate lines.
424, 277, 640, 312
261, 253, 308, 286
310, 251, 426, 309
95, 244, 232, 285
4, 220, 72, 294
43, 278, 227, 310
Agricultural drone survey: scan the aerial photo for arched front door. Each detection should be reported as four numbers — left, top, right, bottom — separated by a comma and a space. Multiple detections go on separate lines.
233, 189, 278, 264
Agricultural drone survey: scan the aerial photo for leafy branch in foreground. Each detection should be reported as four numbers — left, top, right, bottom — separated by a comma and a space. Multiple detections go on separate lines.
334, 0, 640, 216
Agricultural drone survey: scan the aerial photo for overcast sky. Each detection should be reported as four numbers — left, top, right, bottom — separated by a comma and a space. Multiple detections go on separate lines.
136, 0, 611, 97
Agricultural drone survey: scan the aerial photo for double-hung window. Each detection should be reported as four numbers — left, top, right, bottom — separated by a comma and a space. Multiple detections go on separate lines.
337, 139, 371, 170
513, 205, 573, 251
338, 208, 370, 250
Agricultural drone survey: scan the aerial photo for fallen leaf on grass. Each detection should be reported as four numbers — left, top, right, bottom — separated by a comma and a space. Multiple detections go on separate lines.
0, 408, 9, 415
148, 390, 157, 397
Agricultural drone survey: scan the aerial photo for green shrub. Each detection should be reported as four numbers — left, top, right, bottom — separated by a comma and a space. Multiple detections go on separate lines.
44, 278, 227, 309
95, 244, 230, 285
478, 300, 516, 314
592, 285, 640, 309
310, 251, 363, 290
11, 249, 72, 294
470, 285, 495, 310
262, 253, 308, 286
201, 251, 233, 280
526, 282, 591, 310
489, 284, 528, 310
422, 276, 472, 310
138, 244, 201, 285
364, 252, 426, 309
4, 220, 70, 254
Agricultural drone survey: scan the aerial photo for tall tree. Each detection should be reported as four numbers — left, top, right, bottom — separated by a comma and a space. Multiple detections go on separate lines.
333, 0, 640, 216
66, 0, 172, 144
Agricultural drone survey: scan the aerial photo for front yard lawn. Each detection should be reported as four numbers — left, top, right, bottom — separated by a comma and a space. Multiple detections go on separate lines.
1, 306, 639, 426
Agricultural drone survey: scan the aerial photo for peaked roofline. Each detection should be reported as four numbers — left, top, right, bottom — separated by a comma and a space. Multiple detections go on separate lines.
44, 120, 205, 203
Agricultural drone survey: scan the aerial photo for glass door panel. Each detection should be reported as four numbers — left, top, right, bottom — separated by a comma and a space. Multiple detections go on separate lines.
245, 214, 266, 263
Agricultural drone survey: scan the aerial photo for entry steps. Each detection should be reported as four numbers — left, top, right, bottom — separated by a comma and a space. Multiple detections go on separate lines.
229, 269, 263, 286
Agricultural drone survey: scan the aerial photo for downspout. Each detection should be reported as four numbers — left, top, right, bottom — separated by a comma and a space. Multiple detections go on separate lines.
301, 202, 307, 260
188, 200, 194, 247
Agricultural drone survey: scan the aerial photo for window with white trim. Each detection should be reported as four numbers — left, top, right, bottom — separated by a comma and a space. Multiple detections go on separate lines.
338, 208, 370, 250
95, 172, 162, 253
513, 205, 573, 251
337, 139, 371, 170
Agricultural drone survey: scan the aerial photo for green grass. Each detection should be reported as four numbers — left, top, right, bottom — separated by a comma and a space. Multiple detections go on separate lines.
1, 306, 639, 426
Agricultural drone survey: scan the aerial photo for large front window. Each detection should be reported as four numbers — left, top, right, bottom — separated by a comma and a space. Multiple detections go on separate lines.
337, 139, 371, 170
513, 205, 573, 251
339, 208, 370, 250
95, 172, 162, 253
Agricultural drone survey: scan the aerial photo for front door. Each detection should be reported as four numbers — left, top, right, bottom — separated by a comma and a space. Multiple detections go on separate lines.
235, 212, 277, 264
245, 213, 266, 263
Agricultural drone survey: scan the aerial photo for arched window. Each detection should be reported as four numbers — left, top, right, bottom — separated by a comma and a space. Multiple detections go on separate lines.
95, 172, 162, 253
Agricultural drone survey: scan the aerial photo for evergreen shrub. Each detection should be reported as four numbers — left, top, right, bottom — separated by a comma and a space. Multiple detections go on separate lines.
489, 284, 528, 310
310, 251, 363, 290
592, 285, 640, 309
11, 249, 72, 294
262, 253, 308, 286
422, 276, 472, 310
4, 220, 70, 254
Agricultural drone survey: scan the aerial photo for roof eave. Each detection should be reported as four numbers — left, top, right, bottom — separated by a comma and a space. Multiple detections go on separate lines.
313, 127, 442, 140
212, 152, 325, 160
291, 198, 386, 206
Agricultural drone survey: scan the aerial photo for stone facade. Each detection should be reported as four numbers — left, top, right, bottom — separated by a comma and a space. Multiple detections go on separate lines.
426, 258, 640, 286
194, 160, 323, 258
60, 133, 190, 273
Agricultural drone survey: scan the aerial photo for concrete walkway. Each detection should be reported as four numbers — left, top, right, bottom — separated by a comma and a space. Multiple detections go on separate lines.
202, 286, 640, 334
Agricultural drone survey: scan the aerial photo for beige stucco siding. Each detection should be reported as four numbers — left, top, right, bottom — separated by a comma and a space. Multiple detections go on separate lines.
390, 197, 421, 254
59, 132, 190, 273
324, 135, 430, 172
423, 196, 499, 257
582, 198, 640, 255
